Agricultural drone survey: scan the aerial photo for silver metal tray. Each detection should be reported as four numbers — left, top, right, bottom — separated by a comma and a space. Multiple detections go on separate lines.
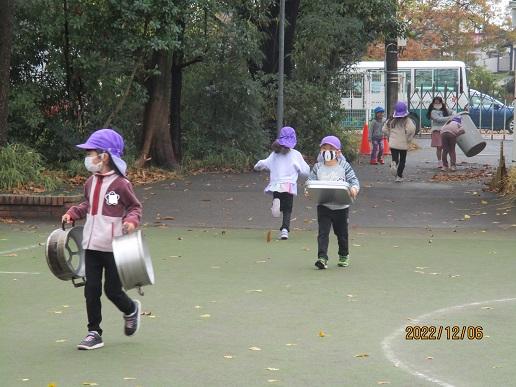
306, 180, 354, 205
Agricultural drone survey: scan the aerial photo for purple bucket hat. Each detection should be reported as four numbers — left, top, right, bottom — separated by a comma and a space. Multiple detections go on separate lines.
451, 116, 462, 123
320, 135, 341, 150
277, 126, 297, 149
393, 101, 409, 118
76, 129, 127, 175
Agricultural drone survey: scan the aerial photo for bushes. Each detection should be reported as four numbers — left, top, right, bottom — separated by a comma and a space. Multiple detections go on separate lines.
0, 144, 59, 192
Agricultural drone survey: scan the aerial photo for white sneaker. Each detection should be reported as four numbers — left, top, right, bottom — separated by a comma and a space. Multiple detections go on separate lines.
279, 228, 289, 240
442, 166, 448, 172
390, 161, 397, 176
450, 166, 457, 171
395, 176, 404, 183
271, 198, 280, 217
438, 160, 443, 169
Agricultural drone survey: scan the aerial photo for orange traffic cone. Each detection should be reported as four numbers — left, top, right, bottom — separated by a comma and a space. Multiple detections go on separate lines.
359, 122, 371, 155
383, 137, 391, 155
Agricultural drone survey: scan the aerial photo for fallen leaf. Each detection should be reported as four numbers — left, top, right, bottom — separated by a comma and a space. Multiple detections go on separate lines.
55, 339, 67, 343
319, 330, 326, 337
123, 377, 136, 380
266, 230, 272, 243
426, 357, 433, 360
285, 343, 297, 346
481, 306, 493, 310
200, 314, 211, 318
415, 266, 428, 270
54, 311, 63, 314
21, 379, 30, 382
377, 382, 391, 385
449, 274, 461, 278
267, 380, 280, 383
82, 383, 99, 386
246, 289, 263, 293
481, 200, 488, 204
194, 305, 201, 309
266, 367, 280, 371
248, 217, 253, 221
464, 214, 471, 220
224, 355, 233, 359
249, 346, 262, 351
352, 244, 361, 247
2, 253, 17, 257
177, 237, 183, 240
355, 353, 369, 358
414, 270, 425, 274
256, 260, 267, 263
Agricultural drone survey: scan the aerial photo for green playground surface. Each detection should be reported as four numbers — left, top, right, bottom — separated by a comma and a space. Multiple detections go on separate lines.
1, 224, 516, 386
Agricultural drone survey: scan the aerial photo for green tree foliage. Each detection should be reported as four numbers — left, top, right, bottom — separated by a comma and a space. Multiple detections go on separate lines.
8, 0, 398, 170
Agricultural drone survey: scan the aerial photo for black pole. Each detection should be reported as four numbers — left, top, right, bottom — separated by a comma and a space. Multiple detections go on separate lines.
385, 38, 398, 117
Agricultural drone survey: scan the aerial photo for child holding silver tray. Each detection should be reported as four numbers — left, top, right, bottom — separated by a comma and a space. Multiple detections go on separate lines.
306, 136, 359, 269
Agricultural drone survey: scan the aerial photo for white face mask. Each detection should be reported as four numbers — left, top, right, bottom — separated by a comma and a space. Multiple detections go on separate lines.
321, 150, 337, 162
434, 104, 442, 110
84, 155, 103, 173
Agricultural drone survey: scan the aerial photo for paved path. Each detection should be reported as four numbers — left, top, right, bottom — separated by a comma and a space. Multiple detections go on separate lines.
137, 138, 515, 232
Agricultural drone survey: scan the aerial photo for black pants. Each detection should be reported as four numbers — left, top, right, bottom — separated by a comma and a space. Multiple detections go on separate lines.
391, 148, 407, 178
273, 191, 293, 231
84, 249, 135, 335
317, 205, 349, 259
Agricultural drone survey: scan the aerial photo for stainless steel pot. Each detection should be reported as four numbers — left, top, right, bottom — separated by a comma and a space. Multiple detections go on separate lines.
112, 230, 155, 295
45, 222, 86, 287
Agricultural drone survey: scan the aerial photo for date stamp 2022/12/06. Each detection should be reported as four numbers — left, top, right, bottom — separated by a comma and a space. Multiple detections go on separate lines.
405, 325, 484, 340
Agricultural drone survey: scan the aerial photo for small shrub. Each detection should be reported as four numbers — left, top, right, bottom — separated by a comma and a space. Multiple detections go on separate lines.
0, 143, 59, 192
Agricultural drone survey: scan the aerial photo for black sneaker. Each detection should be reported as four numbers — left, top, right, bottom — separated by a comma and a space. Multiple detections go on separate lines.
124, 300, 141, 336
77, 331, 104, 350
315, 257, 328, 270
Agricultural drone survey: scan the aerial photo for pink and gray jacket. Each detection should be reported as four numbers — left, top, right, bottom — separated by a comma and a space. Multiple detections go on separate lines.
66, 171, 142, 252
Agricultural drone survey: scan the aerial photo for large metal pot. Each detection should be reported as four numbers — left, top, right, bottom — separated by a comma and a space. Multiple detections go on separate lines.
112, 230, 155, 295
45, 222, 86, 287
455, 112, 487, 157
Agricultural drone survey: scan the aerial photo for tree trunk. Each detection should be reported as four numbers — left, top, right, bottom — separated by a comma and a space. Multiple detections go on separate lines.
136, 51, 177, 169
170, 50, 183, 162
0, 0, 14, 146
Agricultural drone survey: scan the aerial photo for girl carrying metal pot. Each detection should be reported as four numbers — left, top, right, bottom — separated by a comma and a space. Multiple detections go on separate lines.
62, 128, 143, 350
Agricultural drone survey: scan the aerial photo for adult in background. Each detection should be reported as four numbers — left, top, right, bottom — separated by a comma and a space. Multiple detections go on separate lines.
427, 96, 451, 169
382, 101, 416, 182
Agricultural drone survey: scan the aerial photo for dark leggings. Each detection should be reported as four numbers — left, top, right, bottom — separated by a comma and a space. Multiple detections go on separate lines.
441, 132, 457, 167
273, 191, 293, 231
391, 148, 407, 178
317, 205, 349, 259
84, 249, 135, 335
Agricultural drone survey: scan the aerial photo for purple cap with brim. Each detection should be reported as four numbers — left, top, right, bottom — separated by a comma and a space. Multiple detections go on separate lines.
76, 129, 127, 175
277, 126, 297, 148
320, 135, 341, 150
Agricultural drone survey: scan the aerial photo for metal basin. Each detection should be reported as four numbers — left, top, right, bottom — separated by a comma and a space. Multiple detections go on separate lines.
112, 230, 155, 293
45, 223, 86, 287
306, 180, 354, 206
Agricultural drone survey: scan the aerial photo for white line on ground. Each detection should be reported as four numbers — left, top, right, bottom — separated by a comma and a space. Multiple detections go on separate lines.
0, 244, 41, 256
382, 297, 516, 387
0, 271, 40, 275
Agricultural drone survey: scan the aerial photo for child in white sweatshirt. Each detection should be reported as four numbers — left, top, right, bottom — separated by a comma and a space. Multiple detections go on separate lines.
254, 126, 310, 239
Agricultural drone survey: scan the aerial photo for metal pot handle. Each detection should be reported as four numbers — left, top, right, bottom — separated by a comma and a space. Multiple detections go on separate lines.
62, 220, 76, 231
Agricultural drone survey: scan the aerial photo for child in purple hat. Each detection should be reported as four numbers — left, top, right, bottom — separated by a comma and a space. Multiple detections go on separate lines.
254, 126, 310, 240
440, 116, 465, 171
62, 128, 143, 350
307, 135, 360, 269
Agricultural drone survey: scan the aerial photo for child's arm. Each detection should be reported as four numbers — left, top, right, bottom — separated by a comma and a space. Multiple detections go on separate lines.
306, 163, 319, 182
406, 120, 416, 143
121, 181, 142, 232
254, 153, 273, 171
382, 121, 391, 138
343, 162, 360, 191
63, 178, 91, 222
296, 152, 310, 178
